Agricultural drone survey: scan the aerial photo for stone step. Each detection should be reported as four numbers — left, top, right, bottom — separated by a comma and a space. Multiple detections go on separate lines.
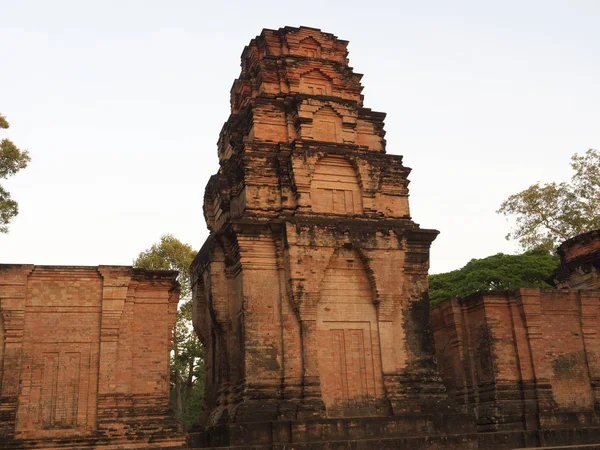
0, 437, 187, 450
515, 445, 600, 450
190, 432, 479, 450
189, 425, 600, 449
189, 412, 478, 448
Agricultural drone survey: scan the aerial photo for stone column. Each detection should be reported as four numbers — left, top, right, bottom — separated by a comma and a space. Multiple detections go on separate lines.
274, 236, 303, 419
0, 265, 31, 440
96, 267, 129, 429
297, 302, 325, 418
430, 298, 470, 409
516, 289, 556, 415
205, 250, 232, 425
235, 233, 284, 422
393, 231, 447, 414
508, 293, 540, 434
580, 290, 600, 409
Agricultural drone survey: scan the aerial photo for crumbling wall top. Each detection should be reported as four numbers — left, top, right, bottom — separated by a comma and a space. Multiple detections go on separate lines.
241, 26, 350, 69
557, 229, 600, 266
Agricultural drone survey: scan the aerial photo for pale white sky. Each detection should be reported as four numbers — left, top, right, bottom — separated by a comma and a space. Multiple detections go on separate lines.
1, 0, 599, 274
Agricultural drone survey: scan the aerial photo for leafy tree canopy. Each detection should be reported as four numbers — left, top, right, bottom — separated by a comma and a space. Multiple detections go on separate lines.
133, 234, 195, 298
133, 235, 203, 430
1, 113, 31, 233
498, 149, 600, 250
429, 247, 560, 306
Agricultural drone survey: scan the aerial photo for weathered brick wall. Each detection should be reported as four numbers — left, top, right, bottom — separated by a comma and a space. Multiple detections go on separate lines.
186, 26, 600, 448
15, 266, 102, 439
554, 229, 600, 289
431, 288, 600, 431
191, 26, 446, 436
0, 264, 185, 449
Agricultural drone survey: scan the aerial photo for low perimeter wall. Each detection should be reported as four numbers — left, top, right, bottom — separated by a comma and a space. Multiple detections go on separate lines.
431, 288, 600, 434
0, 264, 186, 449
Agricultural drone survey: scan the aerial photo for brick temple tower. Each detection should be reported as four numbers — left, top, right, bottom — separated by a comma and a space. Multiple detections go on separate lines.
190, 26, 448, 446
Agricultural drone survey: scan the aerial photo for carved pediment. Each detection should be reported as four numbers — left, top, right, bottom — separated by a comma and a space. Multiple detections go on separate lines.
299, 36, 322, 58
299, 69, 333, 96
310, 155, 363, 215
311, 105, 343, 142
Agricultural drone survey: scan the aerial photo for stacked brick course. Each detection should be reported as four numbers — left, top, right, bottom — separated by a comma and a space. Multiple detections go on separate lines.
189, 25, 600, 450
431, 229, 600, 448
554, 229, 600, 289
4, 24, 599, 450
189, 26, 452, 449
0, 265, 186, 449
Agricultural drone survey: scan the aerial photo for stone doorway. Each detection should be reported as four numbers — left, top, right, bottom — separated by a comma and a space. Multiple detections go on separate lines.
316, 248, 386, 417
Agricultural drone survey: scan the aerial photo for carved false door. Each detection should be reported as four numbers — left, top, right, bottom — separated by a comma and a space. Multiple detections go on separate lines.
316, 248, 385, 417
16, 343, 96, 437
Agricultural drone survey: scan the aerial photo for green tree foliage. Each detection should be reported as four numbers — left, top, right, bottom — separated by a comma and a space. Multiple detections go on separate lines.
429, 248, 560, 306
133, 235, 203, 430
498, 149, 600, 250
134, 234, 195, 297
1, 113, 31, 233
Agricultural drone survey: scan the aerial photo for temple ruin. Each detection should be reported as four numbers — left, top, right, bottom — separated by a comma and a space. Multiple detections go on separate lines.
431, 228, 600, 447
189, 26, 600, 449
0, 265, 186, 449
2, 25, 600, 450
189, 25, 457, 448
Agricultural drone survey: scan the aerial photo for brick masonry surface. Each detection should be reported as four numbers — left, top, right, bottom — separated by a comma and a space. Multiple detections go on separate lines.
190, 26, 445, 434
430, 228, 600, 447
3, 25, 600, 450
188, 25, 600, 449
554, 229, 600, 289
431, 288, 600, 431
0, 264, 186, 449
